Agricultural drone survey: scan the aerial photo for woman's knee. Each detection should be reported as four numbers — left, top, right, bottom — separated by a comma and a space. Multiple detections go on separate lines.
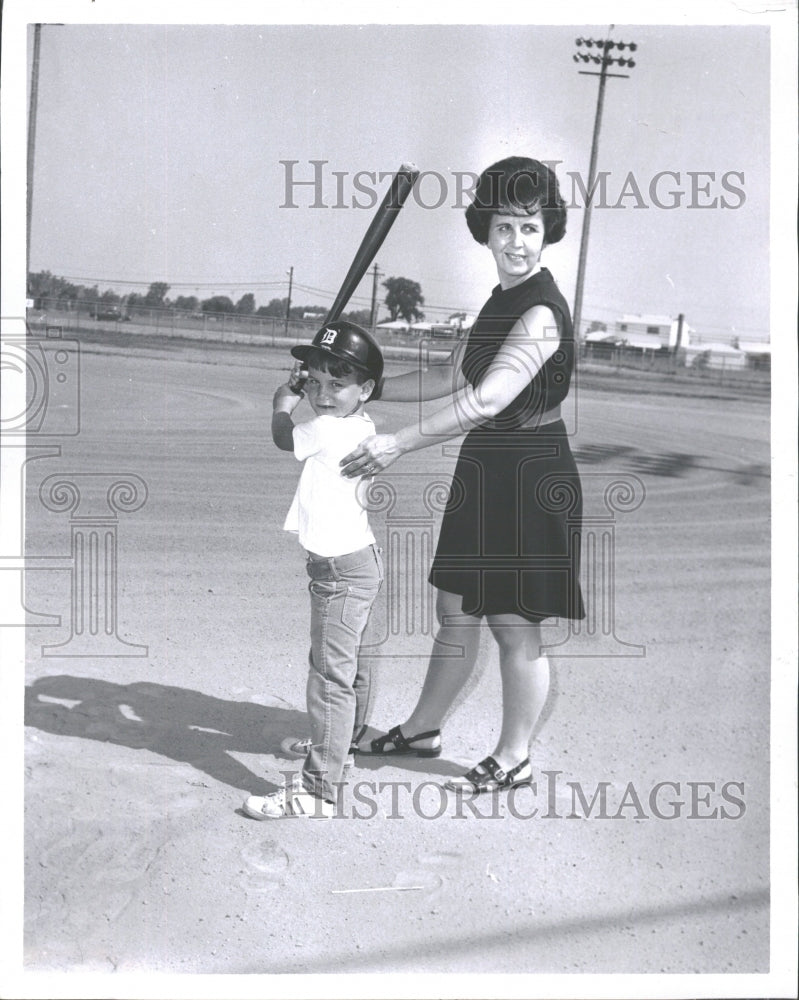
435, 588, 469, 627
487, 615, 544, 659
433, 590, 481, 659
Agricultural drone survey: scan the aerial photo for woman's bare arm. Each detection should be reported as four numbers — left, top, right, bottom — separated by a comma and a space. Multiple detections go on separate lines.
341, 305, 560, 476
376, 341, 467, 402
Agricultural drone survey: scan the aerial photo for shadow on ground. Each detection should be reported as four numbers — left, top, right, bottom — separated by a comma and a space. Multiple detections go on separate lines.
252, 886, 769, 973
572, 443, 769, 483
24, 675, 311, 794
24, 675, 470, 791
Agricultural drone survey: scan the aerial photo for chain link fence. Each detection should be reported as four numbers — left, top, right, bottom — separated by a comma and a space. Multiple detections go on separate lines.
27, 297, 324, 347
25, 299, 769, 396
579, 341, 769, 395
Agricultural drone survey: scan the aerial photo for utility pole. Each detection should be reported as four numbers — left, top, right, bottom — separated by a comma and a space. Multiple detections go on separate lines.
27, 24, 43, 289
284, 266, 293, 337
369, 263, 382, 332
674, 312, 685, 355
572, 30, 638, 340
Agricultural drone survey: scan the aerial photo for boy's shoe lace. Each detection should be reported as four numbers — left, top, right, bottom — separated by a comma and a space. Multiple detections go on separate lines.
243, 784, 335, 820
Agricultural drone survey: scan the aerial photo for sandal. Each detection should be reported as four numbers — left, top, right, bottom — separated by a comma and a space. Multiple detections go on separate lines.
357, 724, 442, 758
445, 755, 532, 794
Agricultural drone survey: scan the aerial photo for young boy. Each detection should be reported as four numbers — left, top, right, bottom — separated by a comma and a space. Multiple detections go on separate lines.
243, 321, 384, 819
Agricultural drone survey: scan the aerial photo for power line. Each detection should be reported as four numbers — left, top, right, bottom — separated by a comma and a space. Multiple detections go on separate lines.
35, 270, 765, 337
52, 275, 287, 289
44, 272, 466, 316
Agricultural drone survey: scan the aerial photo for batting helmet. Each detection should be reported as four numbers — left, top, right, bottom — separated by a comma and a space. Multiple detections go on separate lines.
291, 321, 384, 382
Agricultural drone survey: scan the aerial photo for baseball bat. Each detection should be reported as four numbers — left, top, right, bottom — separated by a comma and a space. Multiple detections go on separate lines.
323, 162, 419, 325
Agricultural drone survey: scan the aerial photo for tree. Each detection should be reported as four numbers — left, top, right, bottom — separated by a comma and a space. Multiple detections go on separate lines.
57, 283, 79, 306
201, 295, 235, 314
587, 320, 607, 333
28, 270, 58, 299
235, 293, 256, 315
383, 277, 424, 323
342, 308, 372, 327
77, 284, 100, 306
256, 297, 289, 318
144, 282, 170, 307
28, 270, 77, 305
173, 295, 199, 312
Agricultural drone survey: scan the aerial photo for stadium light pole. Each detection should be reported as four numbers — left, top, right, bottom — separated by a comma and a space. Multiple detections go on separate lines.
572, 30, 638, 339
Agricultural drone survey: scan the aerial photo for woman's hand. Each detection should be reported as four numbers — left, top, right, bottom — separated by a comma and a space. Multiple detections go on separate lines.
340, 434, 405, 478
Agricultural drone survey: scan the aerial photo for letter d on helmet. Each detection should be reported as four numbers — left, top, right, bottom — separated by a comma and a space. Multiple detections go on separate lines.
291, 321, 384, 382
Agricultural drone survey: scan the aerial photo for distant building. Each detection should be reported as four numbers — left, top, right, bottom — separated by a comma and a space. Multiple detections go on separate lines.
376, 319, 410, 331
419, 312, 475, 339
378, 312, 476, 339
613, 313, 692, 350
683, 341, 747, 370
447, 312, 476, 333
737, 340, 771, 371
582, 310, 769, 374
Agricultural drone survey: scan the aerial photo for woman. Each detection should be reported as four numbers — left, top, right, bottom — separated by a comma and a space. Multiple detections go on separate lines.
340, 156, 585, 793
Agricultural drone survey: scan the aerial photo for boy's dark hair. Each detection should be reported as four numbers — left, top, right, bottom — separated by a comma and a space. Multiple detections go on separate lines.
465, 156, 567, 246
303, 347, 371, 383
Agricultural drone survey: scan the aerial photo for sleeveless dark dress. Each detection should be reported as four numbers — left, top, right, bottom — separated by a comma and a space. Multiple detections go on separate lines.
429, 268, 585, 623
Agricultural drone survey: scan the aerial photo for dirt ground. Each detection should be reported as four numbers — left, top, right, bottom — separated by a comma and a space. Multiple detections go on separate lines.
11, 337, 782, 991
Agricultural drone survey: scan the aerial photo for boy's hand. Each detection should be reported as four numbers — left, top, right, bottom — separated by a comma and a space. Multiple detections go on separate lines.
288, 361, 308, 395
273, 383, 302, 414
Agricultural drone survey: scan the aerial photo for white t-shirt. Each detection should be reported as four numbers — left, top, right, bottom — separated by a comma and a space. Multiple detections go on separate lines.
283, 412, 376, 557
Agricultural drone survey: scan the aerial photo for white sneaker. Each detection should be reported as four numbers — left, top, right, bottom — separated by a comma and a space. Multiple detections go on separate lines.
280, 736, 312, 758
280, 736, 355, 769
243, 785, 335, 820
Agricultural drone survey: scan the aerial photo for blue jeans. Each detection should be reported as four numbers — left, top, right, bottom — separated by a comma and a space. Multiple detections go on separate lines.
302, 544, 383, 802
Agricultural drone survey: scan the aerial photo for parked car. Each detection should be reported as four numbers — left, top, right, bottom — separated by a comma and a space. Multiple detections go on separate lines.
89, 305, 129, 321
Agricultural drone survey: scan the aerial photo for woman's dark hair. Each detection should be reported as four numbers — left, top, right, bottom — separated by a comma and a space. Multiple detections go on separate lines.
303, 347, 371, 383
465, 156, 567, 246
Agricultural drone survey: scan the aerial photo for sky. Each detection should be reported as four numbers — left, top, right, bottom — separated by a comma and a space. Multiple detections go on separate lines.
18, 19, 775, 340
